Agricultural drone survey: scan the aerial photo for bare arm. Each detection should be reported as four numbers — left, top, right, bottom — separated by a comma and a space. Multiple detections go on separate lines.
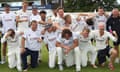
21, 37, 26, 54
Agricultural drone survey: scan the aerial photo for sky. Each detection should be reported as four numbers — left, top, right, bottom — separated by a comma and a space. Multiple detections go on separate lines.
117, 0, 120, 4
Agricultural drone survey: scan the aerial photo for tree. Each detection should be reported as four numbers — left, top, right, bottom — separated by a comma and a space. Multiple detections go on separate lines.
64, 0, 119, 12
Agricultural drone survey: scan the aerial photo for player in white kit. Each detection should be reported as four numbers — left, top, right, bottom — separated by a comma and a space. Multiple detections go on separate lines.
21, 20, 42, 71
29, 6, 41, 24
1, 29, 23, 71
56, 29, 80, 72
77, 27, 97, 68
1, 4, 16, 64
44, 24, 58, 68
16, 1, 30, 32
93, 7, 108, 30
91, 22, 118, 70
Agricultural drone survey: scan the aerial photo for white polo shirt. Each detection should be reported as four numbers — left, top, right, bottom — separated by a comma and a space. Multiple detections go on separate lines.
1, 12, 16, 34
91, 30, 117, 50
77, 33, 93, 49
29, 14, 41, 30
16, 9, 30, 32
56, 16, 65, 27
44, 31, 59, 51
93, 14, 107, 30
23, 28, 41, 51
29, 14, 41, 23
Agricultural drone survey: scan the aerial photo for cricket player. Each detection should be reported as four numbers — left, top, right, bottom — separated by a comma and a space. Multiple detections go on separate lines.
16, 1, 30, 32
92, 22, 118, 70
1, 4, 16, 64
29, 6, 41, 24
92, 7, 108, 30
77, 27, 97, 68
56, 29, 80, 72
1, 29, 23, 71
21, 20, 42, 71
44, 24, 59, 68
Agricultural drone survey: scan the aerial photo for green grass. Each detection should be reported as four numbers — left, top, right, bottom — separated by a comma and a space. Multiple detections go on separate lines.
0, 44, 120, 72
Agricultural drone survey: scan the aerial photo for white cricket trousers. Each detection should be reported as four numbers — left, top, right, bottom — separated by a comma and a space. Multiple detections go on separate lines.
81, 46, 97, 67
74, 47, 81, 70
56, 47, 74, 67
7, 47, 21, 71
48, 49, 57, 68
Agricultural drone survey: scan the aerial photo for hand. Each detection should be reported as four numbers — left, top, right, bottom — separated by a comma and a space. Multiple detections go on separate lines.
63, 46, 70, 50
112, 31, 117, 35
21, 48, 26, 54
112, 31, 117, 37
37, 38, 42, 43
64, 48, 71, 55
41, 29, 46, 35
5, 31, 12, 38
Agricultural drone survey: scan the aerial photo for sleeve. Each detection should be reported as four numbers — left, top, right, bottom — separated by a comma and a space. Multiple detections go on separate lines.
1, 33, 7, 43
89, 30, 95, 39
107, 31, 117, 42
73, 32, 79, 40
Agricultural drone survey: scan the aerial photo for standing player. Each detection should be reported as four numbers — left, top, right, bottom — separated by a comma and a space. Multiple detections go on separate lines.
56, 29, 81, 72
1, 29, 23, 71
93, 7, 108, 30
1, 4, 16, 64
29, 5, 41, 24
16, 1, 30, 32
54, 7, 65, 31
92, 22, 118, 70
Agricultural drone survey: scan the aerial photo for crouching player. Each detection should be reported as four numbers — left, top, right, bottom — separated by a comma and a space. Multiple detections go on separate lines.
1, 29, 23, 71
77, 27, 97, 68
92, 22, 118, 70
56, 29, 81, 72
44, 24, 59, 68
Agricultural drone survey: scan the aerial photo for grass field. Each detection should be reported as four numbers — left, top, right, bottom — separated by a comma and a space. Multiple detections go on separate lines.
0, 44, 120, 72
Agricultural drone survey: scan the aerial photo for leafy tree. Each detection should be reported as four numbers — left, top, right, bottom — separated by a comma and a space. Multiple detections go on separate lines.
64, 0, 119, 12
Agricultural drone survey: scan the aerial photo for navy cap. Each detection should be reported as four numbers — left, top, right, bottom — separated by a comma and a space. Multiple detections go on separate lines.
44, 24, 52, 29
32, 5, 38, 9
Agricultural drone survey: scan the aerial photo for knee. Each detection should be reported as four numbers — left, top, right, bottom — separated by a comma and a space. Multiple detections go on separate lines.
111, 49, 117, 57
74, 47, 80, 53
56, 47, 62, 52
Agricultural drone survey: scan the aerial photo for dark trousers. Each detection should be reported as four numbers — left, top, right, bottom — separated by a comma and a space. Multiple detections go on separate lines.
21, 48, 39, 70
97, 45, 111, 64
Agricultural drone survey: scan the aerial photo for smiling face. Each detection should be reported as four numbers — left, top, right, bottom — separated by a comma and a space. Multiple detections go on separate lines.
112, 8, 119, 17
82, 27, 90, 38
22, 2, 28, 11
31, 21, 38, 31
98, 8, 104, 15
4, 6, 10, 13
58, 8, 64, 17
